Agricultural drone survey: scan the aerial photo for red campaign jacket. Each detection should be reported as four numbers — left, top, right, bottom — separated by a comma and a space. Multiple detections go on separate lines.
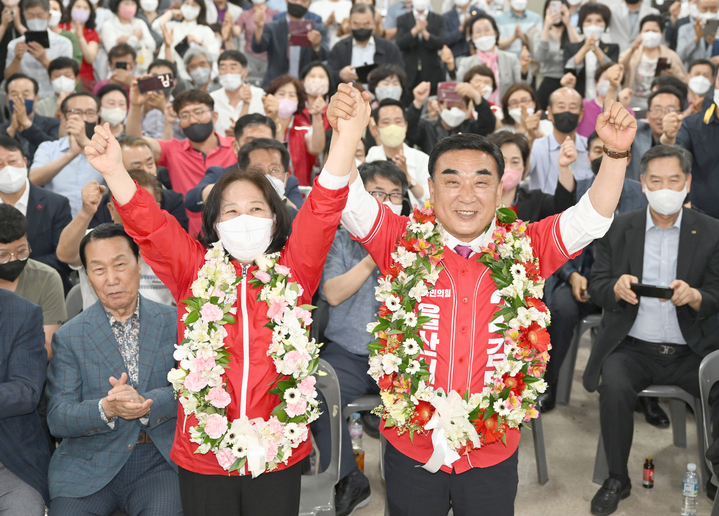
286, 111, 318, 187
358, 205, 579, 473
116, 180, 348, 476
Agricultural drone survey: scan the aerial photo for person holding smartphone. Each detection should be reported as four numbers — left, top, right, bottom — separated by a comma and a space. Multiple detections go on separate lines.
676, 0, 719, 63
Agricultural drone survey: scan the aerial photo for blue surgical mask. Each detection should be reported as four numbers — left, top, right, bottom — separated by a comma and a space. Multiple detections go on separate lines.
9, 98, 35, 115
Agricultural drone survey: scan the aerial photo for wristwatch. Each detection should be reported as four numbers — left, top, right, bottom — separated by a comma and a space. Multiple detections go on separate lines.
603, 146, 630, 159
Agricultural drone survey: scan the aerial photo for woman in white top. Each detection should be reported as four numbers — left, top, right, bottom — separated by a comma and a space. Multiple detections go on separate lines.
153, 0, 221, 80
99, 0, 156, 65
495, 83, 553, 147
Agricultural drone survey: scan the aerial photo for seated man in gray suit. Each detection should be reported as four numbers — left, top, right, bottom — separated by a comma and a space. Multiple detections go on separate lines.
46, 223, 181, 516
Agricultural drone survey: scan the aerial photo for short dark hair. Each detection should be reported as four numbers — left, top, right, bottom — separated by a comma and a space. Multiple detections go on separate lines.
5, 73, 38, 96
466, 13, 499, 46
49, 56, 80, 78
199, 168, 292, 250
22, 0, 49, 12
594, 62, 615, 84
587, 131, 601, 148
108, 43, 137, 63
97, 82, 127, 103
79, 223, 140, 269
234, 113, 277, 140
688, 58, 716, 76
358, 160, 408, 194
0, 135, 25, 157
428, 134, 505, 180
108, 0, 137, 14
218, 50, 248, 68
127, 168, 163, 202
237, 138, 290, 172
501, 83, 539, 127
299, 61, 335, 97
118, 135, 153, 151
0, 204, 27, 244
60, 91, 99, 114
373, 98, 405, 123
647, 87, 684, 111
367, 63, 406, 95
640, 145, 692, 176
487, 131, 530, 168
650, 76, 688, 102
64, 0, 96, 28
149, 59, 178, 79
640, 14, 663, 32
350, 2, 374, 16
172, 88, 214, 114
577, 2, 611, 30
265, 75, 306, 116
463, 65, 496, 92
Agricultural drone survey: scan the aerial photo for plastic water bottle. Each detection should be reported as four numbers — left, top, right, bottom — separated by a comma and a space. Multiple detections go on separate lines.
681, 463, 699, 516
349, 412, 365, 472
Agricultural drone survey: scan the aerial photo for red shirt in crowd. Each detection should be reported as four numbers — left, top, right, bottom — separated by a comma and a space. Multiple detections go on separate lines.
285, 112, 317, 187
158, 134, 237, 236
116, 180, 349, 476
59, 24, 99, 88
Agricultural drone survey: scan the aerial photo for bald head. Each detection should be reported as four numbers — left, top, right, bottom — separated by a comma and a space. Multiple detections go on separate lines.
548, 87, 583, 111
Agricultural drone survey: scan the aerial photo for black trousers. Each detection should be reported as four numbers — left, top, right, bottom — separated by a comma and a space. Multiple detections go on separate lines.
178, 462, 302, 516
384, 442, 519, 516
598, 337, 719, 479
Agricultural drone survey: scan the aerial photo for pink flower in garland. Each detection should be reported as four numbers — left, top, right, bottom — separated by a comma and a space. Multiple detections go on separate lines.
265, 440, 279, 462
193, 356, 215, 372
275, 265, 291, 277
285, 399, 308, 417
206, 387, 232, 408
297, 376, 316, 396
255, 270, 271, 284
184, 371, 208, 392
293, 307, 312, 325
204, 414, 228, 439
216, 447, 235, 470
267, 298, 288, 320
268, 416, 284, 435
200, 303, 224, 323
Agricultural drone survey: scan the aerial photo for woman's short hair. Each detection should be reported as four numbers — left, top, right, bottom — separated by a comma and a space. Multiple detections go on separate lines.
500, 83, 540, 127
367, 63, 407, 94
487, 131, 530, 169
265, 75, 306, 117
108, 0, 138, 15
577, 2, 611, 30
299, 61, 336, 97
199, 168, 292, 252
463, 64, 496, 92
465, 13, 500, 46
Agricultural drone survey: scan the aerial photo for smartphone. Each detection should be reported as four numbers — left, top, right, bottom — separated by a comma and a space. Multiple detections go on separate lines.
174, 36, 190, 58
115, 61, 128, 70
655, 57, 671, 77
138, 72, 175, 94
549, 0, 561, 15
436, 82, 463, 104
630, 283, 675, 299
25, 30, 50, 48
704, 19, 719, 37
355, 63, 377, 83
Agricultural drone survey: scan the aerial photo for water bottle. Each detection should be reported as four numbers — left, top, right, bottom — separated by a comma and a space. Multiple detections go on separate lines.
681, 463, 699, 516
349, 412, 365, 472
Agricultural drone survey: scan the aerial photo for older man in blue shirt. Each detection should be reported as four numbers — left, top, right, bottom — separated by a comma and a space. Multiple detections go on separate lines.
28, 92, 105, 217
495, 0, 541, 57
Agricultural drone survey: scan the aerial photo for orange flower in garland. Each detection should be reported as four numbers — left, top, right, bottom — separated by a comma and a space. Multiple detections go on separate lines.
522, 260, 541, 281
384, 261, 404, 281
472, 412, 506, 445
503, 372, 526, 396
525, 297, 547, 313
410, 400, 435, 426
519, 322, 550, 353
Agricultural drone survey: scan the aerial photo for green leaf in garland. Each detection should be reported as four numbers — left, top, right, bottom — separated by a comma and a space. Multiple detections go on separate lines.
229, 457, 247, 473
496, 206, 517, 223
222, 313, 237, 324
185, 310, 200, 325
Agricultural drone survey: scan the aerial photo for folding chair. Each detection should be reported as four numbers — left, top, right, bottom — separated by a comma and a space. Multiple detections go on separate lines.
556, 314, 602, 406
699, 350, 719, 515
65, 283, 83, 321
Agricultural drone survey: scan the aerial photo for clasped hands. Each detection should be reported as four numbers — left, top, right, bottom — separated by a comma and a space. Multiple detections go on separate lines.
101, 372, 153, 421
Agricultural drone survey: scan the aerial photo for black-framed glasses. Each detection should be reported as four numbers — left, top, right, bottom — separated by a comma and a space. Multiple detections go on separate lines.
369, 191, 403, 203
0, 245, 31, 264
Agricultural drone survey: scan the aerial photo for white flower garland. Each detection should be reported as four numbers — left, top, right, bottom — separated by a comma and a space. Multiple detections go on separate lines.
168, 243, 321, 476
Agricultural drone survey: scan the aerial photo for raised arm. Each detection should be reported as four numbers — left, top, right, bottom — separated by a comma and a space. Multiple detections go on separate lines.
126, 75, 162, 162
56, 181, 106, 266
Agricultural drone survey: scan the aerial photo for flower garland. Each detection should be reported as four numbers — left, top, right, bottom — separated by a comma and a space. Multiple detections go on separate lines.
168, 243, 321, 476
367, 203, 549, 458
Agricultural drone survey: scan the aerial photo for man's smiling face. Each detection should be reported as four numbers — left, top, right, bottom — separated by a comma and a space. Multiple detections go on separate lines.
428, 149, 503, 242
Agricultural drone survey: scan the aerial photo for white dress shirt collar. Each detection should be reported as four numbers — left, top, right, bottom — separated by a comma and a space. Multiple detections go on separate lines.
645, 204, 683, 232
0, 179, 30, 216
444, 218, 496, 257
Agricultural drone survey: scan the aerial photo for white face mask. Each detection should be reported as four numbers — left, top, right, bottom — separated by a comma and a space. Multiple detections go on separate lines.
0, 165, 27, 194
383, 201, 403, 215
480, 84, 493, 99
48, 10, 61, 27
583, 24, 605, 40
645, 185, 687, 216
596, 80, 610, 98
266, 174, 286, 200
508, 106, 534, 124
190, 66, 211, 85
699, 11, 718, 21
688, 75, 713, 95
375, 85, 403, 101
101, 107, 127, 126
510, 0, 526, 11
567, 0, 582, 5
89, 0, 99, 5
454, 0, 469, 7
140, 0, 158, 11
181, 4, 200, 21
473, 35, 496, 52
412, 0, 429, 10
26, 17, 48, 31
216, 214, 274, 263
440, 107, 466, 128
641, 31, 662, 49
219, 73, 243, 91
52, 75, 76, 94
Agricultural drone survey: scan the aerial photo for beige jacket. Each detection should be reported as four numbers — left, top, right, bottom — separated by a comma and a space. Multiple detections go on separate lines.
619, 45, 688, 91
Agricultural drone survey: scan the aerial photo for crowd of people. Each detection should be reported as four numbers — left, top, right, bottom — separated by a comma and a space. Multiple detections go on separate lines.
1, 0, 719, 514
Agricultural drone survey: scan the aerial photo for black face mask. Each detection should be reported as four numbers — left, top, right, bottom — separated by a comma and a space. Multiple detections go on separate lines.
182, 120, 214, 142
287, 1, 308, 18
625, 0, 641, 4
553, 111, 580, 134
591, 156, 602, 176
352, 28, 373, 42
85, 121, 97, 140
0, 259, 28, 282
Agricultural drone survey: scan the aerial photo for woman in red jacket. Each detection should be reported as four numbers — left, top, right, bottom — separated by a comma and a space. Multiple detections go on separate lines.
84, 87, 371, 515
266, 74, 326, 186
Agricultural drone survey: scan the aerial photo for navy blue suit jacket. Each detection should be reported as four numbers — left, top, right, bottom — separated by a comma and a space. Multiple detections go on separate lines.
442, 6, 484, 57
0, 290, 50, 504
27, 183, 73, 293
185, 163, 305, 212
0, 114, 60, 166
251, 12, 329, 88
326, 35, 405, 85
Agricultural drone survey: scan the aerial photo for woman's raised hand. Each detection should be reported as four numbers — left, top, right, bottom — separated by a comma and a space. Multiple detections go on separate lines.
85, 123, 124, 177
335, 85, 371, 141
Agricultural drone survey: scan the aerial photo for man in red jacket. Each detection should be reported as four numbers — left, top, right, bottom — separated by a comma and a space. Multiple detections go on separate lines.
327, 84, 638, 515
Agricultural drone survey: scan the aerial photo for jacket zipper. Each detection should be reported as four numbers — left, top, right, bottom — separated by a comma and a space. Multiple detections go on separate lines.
240, 265, 250, 420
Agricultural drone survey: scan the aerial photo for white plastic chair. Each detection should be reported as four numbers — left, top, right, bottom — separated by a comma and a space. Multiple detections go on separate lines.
65, 283, 83, 321
556, 313, 602, 406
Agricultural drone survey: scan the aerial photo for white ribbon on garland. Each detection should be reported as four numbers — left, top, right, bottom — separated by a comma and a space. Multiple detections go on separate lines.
232, 416, 268, 478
